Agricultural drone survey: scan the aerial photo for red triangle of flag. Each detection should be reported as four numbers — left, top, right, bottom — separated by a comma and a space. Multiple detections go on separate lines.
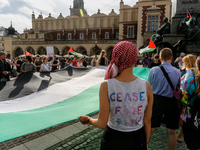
26, 51, 32, 57
68, 47, 74, 53
187, 11, 192, 18
148, 39, 156, 49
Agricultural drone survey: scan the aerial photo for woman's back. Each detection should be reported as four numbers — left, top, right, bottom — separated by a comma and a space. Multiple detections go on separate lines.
99, 57, 106, 66
108, 78, 148, 132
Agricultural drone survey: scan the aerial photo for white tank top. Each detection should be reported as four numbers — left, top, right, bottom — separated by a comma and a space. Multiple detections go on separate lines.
107, 78, 148, 132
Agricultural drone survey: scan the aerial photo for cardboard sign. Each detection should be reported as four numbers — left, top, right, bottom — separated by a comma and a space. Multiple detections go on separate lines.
47, 46, 54, 57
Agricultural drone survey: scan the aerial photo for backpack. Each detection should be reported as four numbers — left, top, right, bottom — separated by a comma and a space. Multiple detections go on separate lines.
186, 96, 200, 130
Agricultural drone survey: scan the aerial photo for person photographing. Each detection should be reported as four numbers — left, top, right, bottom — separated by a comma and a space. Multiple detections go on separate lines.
0, 52, 11, 82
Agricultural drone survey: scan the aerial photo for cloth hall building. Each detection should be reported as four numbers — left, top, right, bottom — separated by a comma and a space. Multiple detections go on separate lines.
1, 0, 172, 59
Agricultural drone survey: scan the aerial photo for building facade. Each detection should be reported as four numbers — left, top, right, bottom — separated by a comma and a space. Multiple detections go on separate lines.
8, 0, 171, 59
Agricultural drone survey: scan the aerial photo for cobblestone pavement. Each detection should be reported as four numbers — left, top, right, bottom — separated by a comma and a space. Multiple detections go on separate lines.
46, 125, 187, 150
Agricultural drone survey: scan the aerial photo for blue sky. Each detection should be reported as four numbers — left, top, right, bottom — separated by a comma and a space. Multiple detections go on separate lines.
0, 0, 137, 33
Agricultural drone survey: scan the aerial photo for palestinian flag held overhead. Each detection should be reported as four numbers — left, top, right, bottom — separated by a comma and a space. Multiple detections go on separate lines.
186, 11, 193, 27
139, 39, 156, 54
68, 47, 83, 58
25, 51, 32, 57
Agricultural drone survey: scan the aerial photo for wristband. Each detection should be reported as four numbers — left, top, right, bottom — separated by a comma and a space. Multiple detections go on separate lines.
88, 117, 91, 125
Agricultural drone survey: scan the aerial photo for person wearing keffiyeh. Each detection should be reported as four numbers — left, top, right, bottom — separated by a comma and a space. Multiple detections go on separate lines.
79, 41, 153, 150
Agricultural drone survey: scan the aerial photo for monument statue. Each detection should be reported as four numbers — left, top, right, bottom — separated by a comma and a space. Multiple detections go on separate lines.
178, 7, 200, 40
151, 17, 171, 43
73, 0, 84, 9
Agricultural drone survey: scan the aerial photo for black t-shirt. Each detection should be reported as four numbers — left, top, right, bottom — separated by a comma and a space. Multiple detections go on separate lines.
17, 60, 23, 72
52, 60, 58, 71
35, 60, 42, 72
60, 60, 66, 69
150, 62, 161, 68
83, 60, 87, 67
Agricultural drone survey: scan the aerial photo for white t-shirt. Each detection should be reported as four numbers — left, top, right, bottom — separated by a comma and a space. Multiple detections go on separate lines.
77, 62, 83, 67
107, 78, 148, 132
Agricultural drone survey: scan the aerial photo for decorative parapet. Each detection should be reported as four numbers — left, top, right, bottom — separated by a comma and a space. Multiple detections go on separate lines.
12, 39, 136, 45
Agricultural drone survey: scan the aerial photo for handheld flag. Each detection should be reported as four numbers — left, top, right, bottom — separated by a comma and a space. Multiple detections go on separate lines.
186, 11, 192, 27
25, 51, 32, 57
68, 47, 83, 58
139, 39, 156, 54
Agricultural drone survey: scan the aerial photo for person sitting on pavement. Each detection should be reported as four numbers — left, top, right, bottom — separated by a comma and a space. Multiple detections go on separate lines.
20, 56, 36, 73
79, 41, 153, 150
0, 51, 11, 82
148, 48, 181, 150
40, 57, 52, 72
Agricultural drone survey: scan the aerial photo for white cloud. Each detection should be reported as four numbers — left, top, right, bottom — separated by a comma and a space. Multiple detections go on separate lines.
0, 14, 31, 33
0, 0, 139, 33
0, 0, 10, 11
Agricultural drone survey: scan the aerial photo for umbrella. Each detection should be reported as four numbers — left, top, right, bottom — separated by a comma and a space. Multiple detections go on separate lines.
19, 54, 26, 58
55, 55, 62, 58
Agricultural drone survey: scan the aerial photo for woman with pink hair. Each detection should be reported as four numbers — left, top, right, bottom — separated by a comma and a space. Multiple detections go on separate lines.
79, 41, 153, 150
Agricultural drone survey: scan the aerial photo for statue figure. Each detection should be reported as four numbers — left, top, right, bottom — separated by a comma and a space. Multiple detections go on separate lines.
151, 17, 171, 43
73, 0, 84, 9
178, 7, 200, 40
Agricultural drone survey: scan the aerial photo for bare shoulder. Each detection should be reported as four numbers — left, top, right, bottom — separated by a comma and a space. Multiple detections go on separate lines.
100, 80, 108, 89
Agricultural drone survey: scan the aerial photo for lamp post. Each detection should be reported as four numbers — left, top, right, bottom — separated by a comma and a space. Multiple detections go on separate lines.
95, 40, 98, 59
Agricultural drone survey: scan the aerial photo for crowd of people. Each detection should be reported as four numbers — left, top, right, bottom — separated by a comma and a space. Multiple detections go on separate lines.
79, 42, 200, 150
1, 42, 200, 149
0, 50, 109, 82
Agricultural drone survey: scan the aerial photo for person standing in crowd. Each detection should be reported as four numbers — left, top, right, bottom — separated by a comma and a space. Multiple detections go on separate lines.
148, 48, 181, 150
175, 52, 185, 70
71, 56, 78, 67
82, 57, 88, 67
177, 54, 197, 142
20, 56, 36, 73
0, 52, 11, 82
16, 57, 23, 77
96, 50, 108, 66
51, 56, 59, 71
142, 53, 151, 68
60, 57, 66, 69
181, 54, 197, 90
77, 59, 83, 67
34, 55, 42, 72
91, 58, 96, 67
40, 57, 52, 72
150, 53, 161, 68
79, 41, 153, 150
181, 56, 200, 150
64, 58, 73, 67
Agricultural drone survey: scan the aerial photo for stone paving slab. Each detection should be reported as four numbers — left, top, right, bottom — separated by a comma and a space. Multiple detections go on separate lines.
24, 133, 61, 150
9, 144, 28, 150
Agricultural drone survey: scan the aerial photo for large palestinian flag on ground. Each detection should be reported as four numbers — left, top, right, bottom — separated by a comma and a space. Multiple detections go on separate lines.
0, 67, 150, 143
